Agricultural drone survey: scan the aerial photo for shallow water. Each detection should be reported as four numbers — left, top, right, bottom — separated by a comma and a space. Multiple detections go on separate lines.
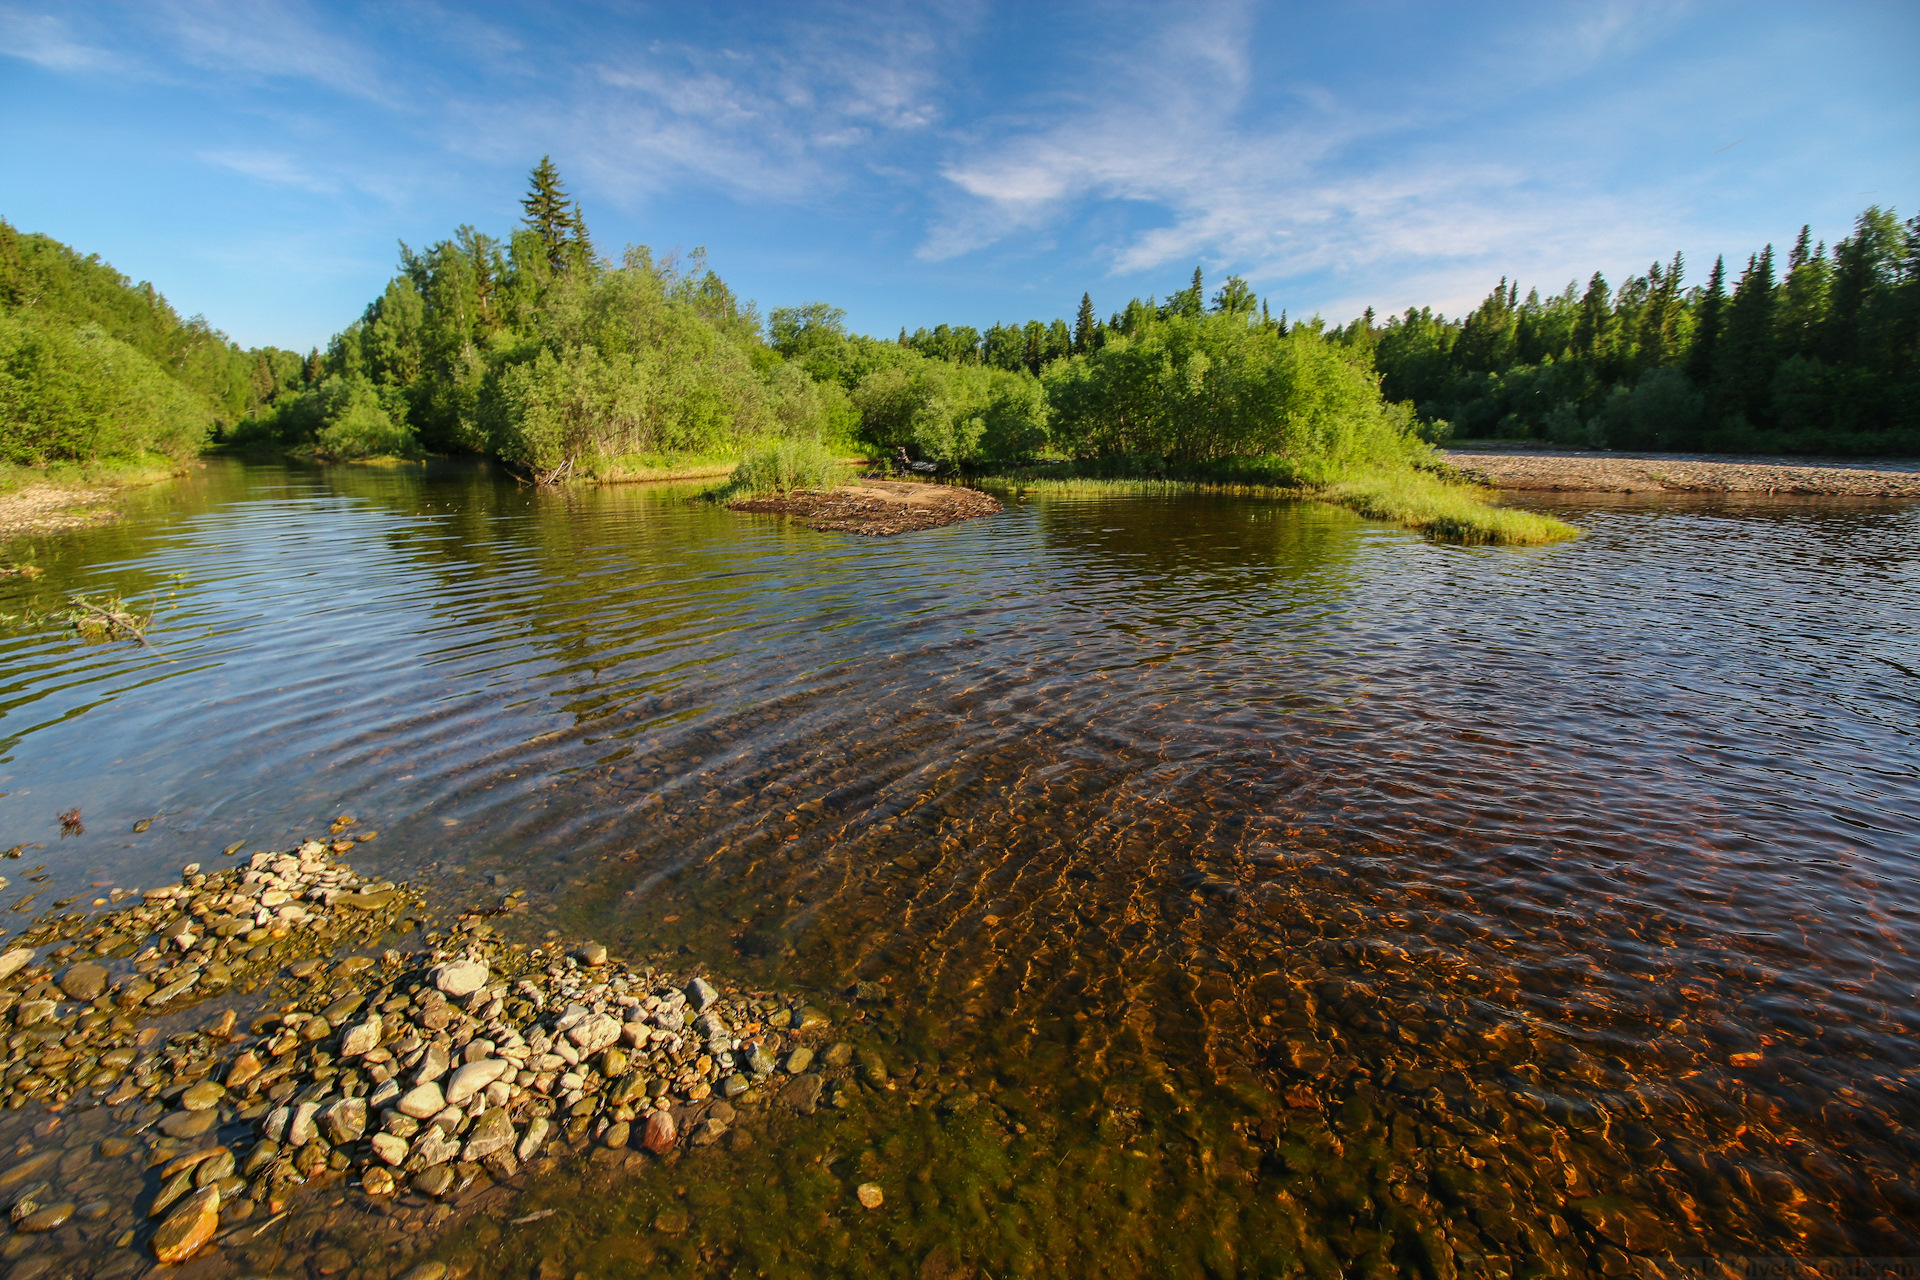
2, 460, 1918, 1277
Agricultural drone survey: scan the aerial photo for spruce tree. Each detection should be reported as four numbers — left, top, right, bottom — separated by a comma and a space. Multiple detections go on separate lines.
1073, 293, 1097, 353
521, 156, 590, 271
1715, 247, 1779, 424
1687, 256, 1727, 385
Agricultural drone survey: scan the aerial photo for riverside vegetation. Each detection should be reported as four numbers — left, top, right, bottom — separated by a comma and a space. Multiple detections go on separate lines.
4, 159, 1572, 545
5, 165, 1912, 537
0, 822, 860, 1274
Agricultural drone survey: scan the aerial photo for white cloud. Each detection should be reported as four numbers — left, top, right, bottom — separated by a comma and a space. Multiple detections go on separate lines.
197, 148, 336, 193
917, 1, 1706, 317
0, 9, 124, 72
153, 0, 394, 103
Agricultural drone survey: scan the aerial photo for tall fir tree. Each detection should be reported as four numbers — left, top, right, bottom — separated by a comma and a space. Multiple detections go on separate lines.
1073, 292, 1099, 353
1687, 256, 1728, 384
1572, 272, 1612, 363
1715, 247, 1779, 425
1638, 252, 1685, 371
521, 156, 592, 271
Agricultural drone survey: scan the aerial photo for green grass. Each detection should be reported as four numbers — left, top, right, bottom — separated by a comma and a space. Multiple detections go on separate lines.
0, 453, 185, 495
724, 439, 853, 498
1317, 469, 1578, 545
976, 457, 1579, 546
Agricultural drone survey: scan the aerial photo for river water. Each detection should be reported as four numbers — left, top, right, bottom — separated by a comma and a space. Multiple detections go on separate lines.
1, 459, 1917, 1278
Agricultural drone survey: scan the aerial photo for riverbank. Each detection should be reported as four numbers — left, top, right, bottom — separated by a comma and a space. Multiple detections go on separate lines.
731, 479, 1002, 535
0, 827, 859, 1275
0, 458, 185, 539
1443, 443, 1920, 496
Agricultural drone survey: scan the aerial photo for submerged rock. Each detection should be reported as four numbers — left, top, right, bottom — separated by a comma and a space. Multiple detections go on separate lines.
153, 1186, 220, 1263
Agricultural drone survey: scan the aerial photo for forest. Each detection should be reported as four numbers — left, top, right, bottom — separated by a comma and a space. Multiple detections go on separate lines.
3, 159, 1914, 478
905, 211, 1920, 458
0, 220, 304, 469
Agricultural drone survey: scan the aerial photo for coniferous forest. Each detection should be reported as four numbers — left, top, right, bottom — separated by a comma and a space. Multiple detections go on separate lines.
3, 160, 1915, 476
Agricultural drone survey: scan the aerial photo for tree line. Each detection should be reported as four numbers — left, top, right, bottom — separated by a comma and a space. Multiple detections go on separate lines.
1347, 208, 1919, 453
6, 161, 1910, 474
0, 219, 307, 467
227, 160, 1416, 478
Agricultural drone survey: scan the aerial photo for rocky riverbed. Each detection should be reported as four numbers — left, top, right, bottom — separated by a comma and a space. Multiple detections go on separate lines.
1443, 444, 1920, 495
0, 826, 857, 1276
730, 480, 1002, 535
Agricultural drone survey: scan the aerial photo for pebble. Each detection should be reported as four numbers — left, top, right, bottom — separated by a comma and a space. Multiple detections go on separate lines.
856, 1182, 884, 1209
432, 960, 490, 998
152, 1186, 220, 1263
58, 962, 107, 1001
180, 1079, 224, 1111
0, 832, 849, 1273
15, 1202, 74, 1232
399, 1081, 447, 1118
643, 1110, 677, 1154
158, 1109, 218, 1139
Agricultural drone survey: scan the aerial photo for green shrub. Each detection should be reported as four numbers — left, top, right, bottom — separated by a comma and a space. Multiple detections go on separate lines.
849, 357, 1048, 465
729, 438, 850, 495
0, 314, 211, 464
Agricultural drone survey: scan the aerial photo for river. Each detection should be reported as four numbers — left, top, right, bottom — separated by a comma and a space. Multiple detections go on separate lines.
1, 458, 1917, 1278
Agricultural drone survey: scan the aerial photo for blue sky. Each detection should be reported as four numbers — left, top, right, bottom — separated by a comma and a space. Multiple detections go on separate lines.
3, 2, 1916, 352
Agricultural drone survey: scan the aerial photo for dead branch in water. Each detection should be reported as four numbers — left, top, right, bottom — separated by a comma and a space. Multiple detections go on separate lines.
67, 595, 151, 645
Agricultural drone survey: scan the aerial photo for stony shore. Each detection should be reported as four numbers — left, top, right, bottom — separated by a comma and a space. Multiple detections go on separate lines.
731, 480, 1002, 535
0, 824, 860, 1274
1443, 444, 1920, 496
0, 486, 121, 539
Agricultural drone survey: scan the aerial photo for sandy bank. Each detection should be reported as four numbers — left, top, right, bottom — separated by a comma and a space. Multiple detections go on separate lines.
1443, 445, 1920, 496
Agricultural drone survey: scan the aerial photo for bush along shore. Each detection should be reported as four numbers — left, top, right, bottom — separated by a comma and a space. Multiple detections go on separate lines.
0, 831, 846, 1275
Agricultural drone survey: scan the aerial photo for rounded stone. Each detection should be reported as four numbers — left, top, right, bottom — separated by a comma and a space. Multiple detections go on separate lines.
397, 1081, 446, 1119
856, 1183, 884, 1210
784, 1046, 814, 1074
15, 1202, 74, 1232
152, 1186, 220, 1263
58, 962, 108, 1002
431, 961, 489, 999
158, 1109, 219, 1139
180, 1079, 225, 1111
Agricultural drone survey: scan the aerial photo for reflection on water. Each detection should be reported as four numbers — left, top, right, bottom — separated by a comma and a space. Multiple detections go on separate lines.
1, 460, 1917, 1277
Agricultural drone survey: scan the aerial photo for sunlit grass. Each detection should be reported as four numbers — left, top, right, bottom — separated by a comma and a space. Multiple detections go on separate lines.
977, 460, 1579, 546
1317, 469, 1579, 545
0, 453, 184, 495
726, 439, 853, 497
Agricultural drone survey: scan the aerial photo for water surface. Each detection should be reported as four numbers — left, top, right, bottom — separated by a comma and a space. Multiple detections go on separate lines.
2, 460, 1917, 1277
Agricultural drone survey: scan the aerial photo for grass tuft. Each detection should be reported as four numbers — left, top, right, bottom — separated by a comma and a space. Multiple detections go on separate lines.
726, 439, 852, 498
1317, 469, 1578, 545
977, 457, 1579, 546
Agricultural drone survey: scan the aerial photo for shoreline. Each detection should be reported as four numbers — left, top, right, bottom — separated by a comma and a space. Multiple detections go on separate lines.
0, 463, 186, 540
1443, 444, 1920, 496
0, 826, 859, 1274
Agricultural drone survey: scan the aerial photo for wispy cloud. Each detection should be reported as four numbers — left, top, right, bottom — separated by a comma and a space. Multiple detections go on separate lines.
0, 8, 125, 72
920, 2, 1702, 316
197, 148, 337, 193
152, 0, 395, 104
